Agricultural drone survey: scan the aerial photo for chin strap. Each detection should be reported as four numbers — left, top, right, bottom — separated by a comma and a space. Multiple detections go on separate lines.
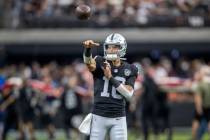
104, 54, 126, 61
120, 58, 127, 60
104, 54, 118, 61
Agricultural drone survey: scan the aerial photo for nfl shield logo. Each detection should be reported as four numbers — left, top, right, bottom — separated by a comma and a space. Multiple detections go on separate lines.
124, 69, 131, 76
114, 69, 118, 73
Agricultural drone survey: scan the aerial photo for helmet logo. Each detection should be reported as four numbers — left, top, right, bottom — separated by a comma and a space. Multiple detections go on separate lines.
111, 33, 115, 41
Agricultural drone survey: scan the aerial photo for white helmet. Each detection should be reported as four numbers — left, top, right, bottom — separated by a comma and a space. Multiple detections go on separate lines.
103, 33, 127, 61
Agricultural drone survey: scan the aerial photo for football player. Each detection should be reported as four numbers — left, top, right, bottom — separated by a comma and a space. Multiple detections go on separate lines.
83, 33, 138, 140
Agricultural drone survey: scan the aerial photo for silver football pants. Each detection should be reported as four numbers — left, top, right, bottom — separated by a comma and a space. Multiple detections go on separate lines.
90, 114, 127, 140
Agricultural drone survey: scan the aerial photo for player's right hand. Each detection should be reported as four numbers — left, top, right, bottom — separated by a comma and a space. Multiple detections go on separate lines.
102, 61, 112, 79
83, 40, 100, 48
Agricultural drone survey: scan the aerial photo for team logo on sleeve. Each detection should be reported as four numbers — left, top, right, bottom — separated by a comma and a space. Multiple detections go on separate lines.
124, 69, 131, 76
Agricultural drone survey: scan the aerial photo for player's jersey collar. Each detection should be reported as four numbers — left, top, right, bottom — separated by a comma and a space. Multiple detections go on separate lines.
109, 60, 125, 69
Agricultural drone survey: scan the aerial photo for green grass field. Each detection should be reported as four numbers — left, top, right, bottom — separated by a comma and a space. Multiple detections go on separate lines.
128, 129, 209, 140
7, 129, 209, 140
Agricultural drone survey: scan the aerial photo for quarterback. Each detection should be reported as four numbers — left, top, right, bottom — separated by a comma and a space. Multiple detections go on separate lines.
82, 33, 138, 140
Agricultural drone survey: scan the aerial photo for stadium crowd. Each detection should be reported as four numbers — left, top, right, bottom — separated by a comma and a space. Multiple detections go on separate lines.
1, 0, 210, 28
0, 56, 210, 140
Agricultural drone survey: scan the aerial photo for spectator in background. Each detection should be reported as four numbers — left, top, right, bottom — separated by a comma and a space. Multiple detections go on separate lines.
31, 62, 41, 79
108, 0, 124, 18
175, 0, 208, 15
16, 80, 36, 140
60, 75, 82, 139
176, 59, 191, 78
155, 88, 172, 140
23, 0, 51, 17
71, 62, 94, 140
40, 75, 60, 140
176, 0, 193, 13
1, 84, 18, 140
136, 0, 156, 24
159, 57, 175, 76
193, 65, 210, 139
123, 0, 139, 23
140, 65, 159, 140
153, 61, 168, 83
55, 0, 77, 16
21, 0, 54, 27
91, 0, 110, 26
191, 69, 203, 140
140, 57, 173, 140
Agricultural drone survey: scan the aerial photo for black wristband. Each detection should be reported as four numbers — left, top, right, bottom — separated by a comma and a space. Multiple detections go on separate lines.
109, 77, 121, 88
84, 48, 91, 57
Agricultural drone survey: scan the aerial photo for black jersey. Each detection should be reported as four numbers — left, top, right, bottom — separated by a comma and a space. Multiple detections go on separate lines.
61, 88, 82, 113
91, 56, 138, 118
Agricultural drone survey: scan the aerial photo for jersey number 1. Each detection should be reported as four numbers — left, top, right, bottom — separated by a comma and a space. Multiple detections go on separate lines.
101, 76, 125, 99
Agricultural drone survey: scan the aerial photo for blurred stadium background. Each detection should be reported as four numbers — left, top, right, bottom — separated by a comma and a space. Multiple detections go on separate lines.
0, 0, 210, 140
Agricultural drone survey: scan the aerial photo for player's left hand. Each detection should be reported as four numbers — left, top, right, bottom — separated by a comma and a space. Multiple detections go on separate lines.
102, 61, 112, 79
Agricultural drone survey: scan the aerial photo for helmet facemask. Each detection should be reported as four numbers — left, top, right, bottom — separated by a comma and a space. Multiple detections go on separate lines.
104, 44, 120, 61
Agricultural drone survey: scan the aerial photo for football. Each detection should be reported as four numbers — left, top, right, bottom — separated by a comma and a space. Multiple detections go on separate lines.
75, 4, 91, 20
